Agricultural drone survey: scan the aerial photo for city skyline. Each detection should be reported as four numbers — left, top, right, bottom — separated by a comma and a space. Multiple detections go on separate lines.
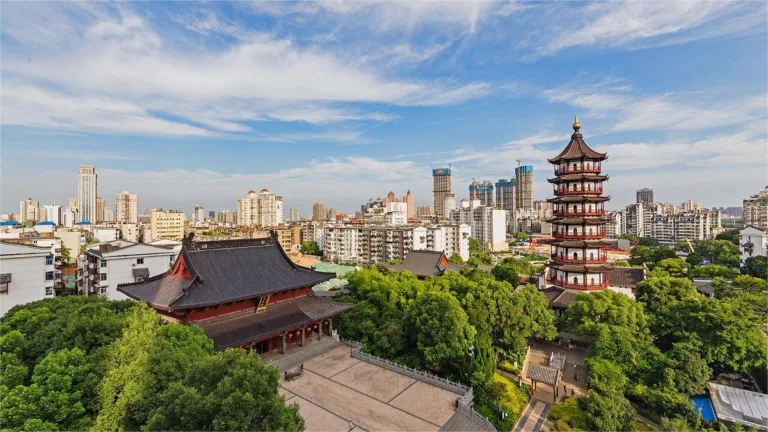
1, 1, 766, 215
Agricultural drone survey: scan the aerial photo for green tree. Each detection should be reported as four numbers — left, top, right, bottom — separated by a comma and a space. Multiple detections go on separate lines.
586, 357, 628, 394
612, 260, 630, 267
635, 276, 698, 314
490, 265, 519, 287
688, 264, 740, 279
144, 350, 303, 431
693, 239, 740, 268
620, 234, 640, 245
564, 289, 648, 337
639, 237, 660, 247
652, 297, 768, 373
651, 247, 678, 264
469, 238, 482, 254
59, 244, 72, 266
404, 290, 476, 377
629, 245, 652, 266
509, 284, 558, 341
733, 275, 767, 292
300, 240, 321, 256
585, 390, 635, 432
448, 254, 465, 264
715, 228, 740, 245
685, 252, 703, 266
663, 341, 711, 395
653, 258, 689, 277
470, 332, 495, 386
742, 256, 767, 280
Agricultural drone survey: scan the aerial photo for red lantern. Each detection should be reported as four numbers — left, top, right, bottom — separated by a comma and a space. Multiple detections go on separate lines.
313, 324, 318, 329
306, 328, 312, 333
288, 333, 293, 339
324, 320, 329, 325
295, 331, 301, 336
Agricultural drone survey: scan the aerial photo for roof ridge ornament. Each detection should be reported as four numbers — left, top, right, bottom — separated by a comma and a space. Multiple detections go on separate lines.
573, 115, 581, 132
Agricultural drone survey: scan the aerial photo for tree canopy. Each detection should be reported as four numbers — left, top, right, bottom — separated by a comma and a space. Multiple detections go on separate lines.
300, 240, 321, 256
742, 256, 767, 280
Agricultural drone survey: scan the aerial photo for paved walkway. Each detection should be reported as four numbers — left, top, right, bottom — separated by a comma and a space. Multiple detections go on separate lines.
512, 400, 551, 432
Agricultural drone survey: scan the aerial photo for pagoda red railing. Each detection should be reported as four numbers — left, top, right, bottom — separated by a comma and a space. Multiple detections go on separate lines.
553, 210, 605, 217
546, 279, 610, 290
550, 255, 608, 264
554, 166, 601, 175
552, 232, 606, 239
553, 188, 603, 196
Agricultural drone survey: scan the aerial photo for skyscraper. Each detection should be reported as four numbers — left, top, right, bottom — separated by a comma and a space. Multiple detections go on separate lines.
116, 191, 139, 224
636, 188, 654, 205
515, 165, 533, 210
289, 208, 299, 221
96, 197, 105, 223
404, 190, 414, 219
43, 205, 63, 226
236, 190, 283, 226
312, 202, 326, 221
495, 178, 516, 211
77, 165, 97, 223
469, 180, 494, 206
432, 168, 452, 218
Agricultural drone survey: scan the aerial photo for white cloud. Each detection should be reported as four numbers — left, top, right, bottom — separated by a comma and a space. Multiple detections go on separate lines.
533, 1, 765, 56
0, 3, 491, 137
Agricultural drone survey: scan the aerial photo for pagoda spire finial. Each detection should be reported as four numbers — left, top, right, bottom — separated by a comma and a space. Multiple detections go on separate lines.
573, 115, 581, 132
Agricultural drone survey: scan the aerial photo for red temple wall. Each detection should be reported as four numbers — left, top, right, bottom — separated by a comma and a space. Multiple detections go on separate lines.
269, 287, 312, 304
185, 299, 257, 321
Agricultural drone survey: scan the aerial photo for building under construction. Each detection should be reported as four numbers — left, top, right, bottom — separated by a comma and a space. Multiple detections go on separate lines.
432, 168, 452, 218
515, 165, 534, 210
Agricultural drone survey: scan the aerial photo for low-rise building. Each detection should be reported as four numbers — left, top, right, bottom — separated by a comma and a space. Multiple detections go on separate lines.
78, 240, 176, 299
0, 242, 52, 316
740, 226, 767, 264
151, 210, 186, 241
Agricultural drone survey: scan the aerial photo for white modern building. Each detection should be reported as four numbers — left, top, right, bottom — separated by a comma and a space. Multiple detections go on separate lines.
19, 198, 40, 224
385, 202, 408, 226
450, 200, 507, 251
237, 189, 284, 227
43, 205, 64, 226
78, 240, 176, 300
0, 242, 53, 316
740, 226, 767, 264
115, 191, 139, 224
77, 165, 98, 223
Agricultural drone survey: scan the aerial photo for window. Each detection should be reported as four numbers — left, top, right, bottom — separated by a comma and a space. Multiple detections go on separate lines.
573, 277, 578, 285
46, 255, 53, 265
591, 278, 596, 286
0, 283, 8, 295
101, 260, 107, 268
45, 271, 54, 281
137, 258, 144, 264
100, 273, 107, 281
100, 287, 107, 295
573, 252, 577, 260
589, 252, 595, 261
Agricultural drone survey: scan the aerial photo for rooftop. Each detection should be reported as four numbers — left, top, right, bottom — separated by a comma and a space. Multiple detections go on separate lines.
547, 118, 608, 164
709, 382, 768, 430
119, 234, 335, 310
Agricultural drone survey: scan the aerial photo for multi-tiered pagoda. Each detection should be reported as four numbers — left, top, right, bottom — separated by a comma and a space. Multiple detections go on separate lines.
546, 117, 613, 291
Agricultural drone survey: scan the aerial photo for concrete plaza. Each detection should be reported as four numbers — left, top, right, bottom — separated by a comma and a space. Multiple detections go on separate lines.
280, 345, 461, 432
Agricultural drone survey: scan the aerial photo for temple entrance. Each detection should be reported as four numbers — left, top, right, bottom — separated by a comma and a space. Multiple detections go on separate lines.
253, 339, 270, 354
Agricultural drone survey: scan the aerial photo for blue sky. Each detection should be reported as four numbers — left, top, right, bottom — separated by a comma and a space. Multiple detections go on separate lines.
1, 1, 766, 217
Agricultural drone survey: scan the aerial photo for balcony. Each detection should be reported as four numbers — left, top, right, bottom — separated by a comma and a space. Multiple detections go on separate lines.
553, 209, 605, 217
552, 231, 606, 239
546, 279, 609, 290
554, 166, 601, 175
553, 188, 603, 196
550, 254, 608, 264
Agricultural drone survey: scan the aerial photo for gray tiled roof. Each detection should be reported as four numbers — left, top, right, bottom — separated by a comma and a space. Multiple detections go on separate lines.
118, 239, 334, 309
547, 131, 607, 164
610, 267, 645, 288
195, 295, 352, 350
132, 267, 150, 278
383, 250, 450, 278
527, 364, 559, 386
709, 382, 768, 430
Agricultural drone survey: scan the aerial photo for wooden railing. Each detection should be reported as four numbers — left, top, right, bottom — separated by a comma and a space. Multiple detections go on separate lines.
554, 166, 601, 175
551, 255, 608, 264
546, 279, 609, 290
553, 188, 603, 196
552, 232, 606, 239
553, 210, 605, 217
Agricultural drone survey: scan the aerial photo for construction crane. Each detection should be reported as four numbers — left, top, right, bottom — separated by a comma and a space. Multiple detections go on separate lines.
684, 238, 695, 254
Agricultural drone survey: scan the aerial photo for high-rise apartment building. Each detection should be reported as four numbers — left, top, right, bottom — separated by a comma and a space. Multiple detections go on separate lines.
193, 205, 206, 222
326, 208, 337, 221
150, 210, 186, 240
416, 205, 433, 217
450, 199, 507, 252
432, 168, 452, 218
636, 188, 654, 204
104, 207, 114, 223
289, 208, 300, 221
18, 198, 40, 224
743, 187, 768, 231
312, 202, 326, 222
208, 211, 215, 219
495, 178, 516, 211
469, 180, 494, 206
404, 190, 415, 219
443, 194, 457, 218
679, 199, 702, 212
217, 210, 235, 224
96, 197, 105, 223
77, 165, 97, 223
236, 190, 284, 227
115, 191, 139, 224
515, 165, 533, 210
43, 205, 63, 226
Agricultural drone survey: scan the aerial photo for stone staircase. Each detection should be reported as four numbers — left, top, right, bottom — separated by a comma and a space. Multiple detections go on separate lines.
559, 362, 588, 390
269, 338, 342, 371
